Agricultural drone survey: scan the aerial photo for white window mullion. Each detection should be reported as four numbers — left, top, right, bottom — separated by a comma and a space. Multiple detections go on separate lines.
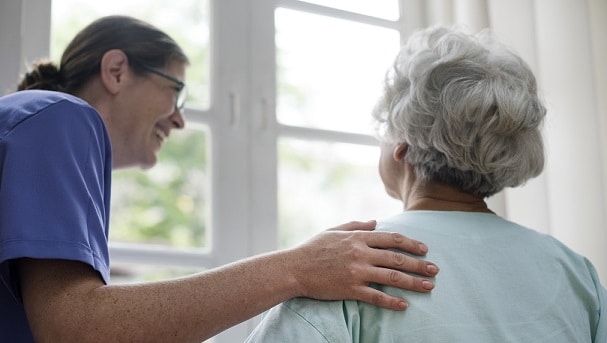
208, 0, 251, 266
208, 0, 256, 341
247, 0, 280, 258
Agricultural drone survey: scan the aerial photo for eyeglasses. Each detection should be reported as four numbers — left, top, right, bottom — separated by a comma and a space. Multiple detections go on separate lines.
138, 64, 187, 111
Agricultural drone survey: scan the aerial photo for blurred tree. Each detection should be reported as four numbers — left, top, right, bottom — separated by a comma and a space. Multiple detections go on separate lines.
110, 129, 208, 248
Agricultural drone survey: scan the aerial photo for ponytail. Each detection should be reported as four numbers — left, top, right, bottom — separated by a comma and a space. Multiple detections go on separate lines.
18, 59, 66, 92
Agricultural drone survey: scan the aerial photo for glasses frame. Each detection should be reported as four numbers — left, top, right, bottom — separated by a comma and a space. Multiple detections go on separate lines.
137, 64, 187, 111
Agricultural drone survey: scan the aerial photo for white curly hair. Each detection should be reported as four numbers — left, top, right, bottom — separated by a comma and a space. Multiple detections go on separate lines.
373, 26, 546, 198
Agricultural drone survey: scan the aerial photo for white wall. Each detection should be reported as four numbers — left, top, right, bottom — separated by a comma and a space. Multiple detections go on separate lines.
489, 0, 607, 282
414, 0, 607, 282
0, 0, 51, 94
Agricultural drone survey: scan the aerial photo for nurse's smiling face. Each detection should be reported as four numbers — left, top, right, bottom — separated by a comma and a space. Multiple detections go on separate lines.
109, 59, 186, 169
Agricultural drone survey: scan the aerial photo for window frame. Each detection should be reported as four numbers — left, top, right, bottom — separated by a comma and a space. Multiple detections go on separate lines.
6, 0, 607, 341
3, 1, 412, 341
1, 1, 459, 341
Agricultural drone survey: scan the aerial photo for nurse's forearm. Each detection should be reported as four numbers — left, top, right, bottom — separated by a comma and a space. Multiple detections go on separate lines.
20, 222, 437, 342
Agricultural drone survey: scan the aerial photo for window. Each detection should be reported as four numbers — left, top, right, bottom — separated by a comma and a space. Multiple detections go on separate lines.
8, 1, 607, 341
274, 3, 402, 248
48, 0, 404, 341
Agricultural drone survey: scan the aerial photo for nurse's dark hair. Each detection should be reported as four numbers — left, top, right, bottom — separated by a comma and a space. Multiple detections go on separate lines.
17, 15, 188, 93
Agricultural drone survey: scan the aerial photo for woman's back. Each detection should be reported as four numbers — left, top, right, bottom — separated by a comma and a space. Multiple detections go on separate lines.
247, 211, 606, 342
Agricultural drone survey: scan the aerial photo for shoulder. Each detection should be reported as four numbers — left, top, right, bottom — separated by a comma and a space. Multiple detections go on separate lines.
0, 90, 109, 146
247, 299, 352, 343
0, 90, 91, 115
376, 211, 598, 277
0, 90, 103, 139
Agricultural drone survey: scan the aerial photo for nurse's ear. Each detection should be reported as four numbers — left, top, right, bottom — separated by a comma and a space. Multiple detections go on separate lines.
99, 49, 129, 95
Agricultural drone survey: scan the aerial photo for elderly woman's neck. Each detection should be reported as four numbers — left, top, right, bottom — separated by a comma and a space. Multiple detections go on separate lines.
403, 180, 494, 214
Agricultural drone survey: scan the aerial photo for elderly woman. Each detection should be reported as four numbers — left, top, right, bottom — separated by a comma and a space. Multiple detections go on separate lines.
245, 26, 606, 342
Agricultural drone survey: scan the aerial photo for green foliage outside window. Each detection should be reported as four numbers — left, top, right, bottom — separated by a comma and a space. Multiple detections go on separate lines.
110, 129, 209, 248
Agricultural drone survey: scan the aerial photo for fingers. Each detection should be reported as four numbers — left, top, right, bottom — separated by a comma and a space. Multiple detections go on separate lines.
370, 248, 439, 278
327, 220, 377, 232
292, 226, 438, 309
325, 228, 439, 277
352, 266, 436, 310
356, 230, 429, 257
354, 287, 410, 311
367, 266, 436, 293
330, 224, 431, 257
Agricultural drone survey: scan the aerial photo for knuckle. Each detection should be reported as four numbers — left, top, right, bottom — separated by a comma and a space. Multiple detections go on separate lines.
351, 243, 367, 258
371, 292, 385, 306
348, 220, 361, 228
388, 270, 401, 284
390, 232, 404, 243
393, 252, 406, 266
351, 230, 365, 240
348, 265, 361, 278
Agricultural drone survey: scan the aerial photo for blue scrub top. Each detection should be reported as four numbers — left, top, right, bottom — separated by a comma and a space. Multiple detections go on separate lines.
0, 90, 112, 341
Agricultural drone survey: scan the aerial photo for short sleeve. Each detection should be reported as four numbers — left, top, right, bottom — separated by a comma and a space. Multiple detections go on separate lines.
0, 98, 112, 291
595, 285, 607, 343
245, 299, 355, 343
245, 303, 331, 343
588, 261, 607, 342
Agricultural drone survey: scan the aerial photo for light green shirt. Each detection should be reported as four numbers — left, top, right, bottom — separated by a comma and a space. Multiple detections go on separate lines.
246, 211, 606, 342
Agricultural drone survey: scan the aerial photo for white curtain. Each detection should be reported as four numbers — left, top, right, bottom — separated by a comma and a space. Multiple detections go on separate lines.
401, 0, 607, 282
2, 0, 604, 283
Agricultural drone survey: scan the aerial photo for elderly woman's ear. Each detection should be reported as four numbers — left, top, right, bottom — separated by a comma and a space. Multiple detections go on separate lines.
392, 143, 408, 162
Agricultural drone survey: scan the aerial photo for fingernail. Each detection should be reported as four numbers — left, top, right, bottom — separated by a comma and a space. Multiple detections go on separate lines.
398, 301, 409, 310
418, 243, 428, 254
421, 280, 434, 290
426, 264, 439, 275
